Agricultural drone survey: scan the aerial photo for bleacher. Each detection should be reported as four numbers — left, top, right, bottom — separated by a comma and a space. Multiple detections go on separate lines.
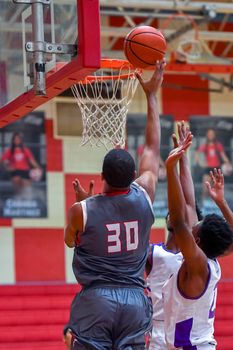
0, 282, 232, 350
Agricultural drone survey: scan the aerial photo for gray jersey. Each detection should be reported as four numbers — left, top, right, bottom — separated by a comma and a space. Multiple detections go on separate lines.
72, 182, 155, 288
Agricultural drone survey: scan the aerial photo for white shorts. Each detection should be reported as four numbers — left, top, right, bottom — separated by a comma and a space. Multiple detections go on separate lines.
149, 320, 167, 350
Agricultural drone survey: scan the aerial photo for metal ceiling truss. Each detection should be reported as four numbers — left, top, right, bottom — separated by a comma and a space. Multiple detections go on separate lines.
99, 0, 233, 74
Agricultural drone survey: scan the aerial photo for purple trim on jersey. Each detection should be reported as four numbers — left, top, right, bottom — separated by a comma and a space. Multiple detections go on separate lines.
177, 263, 211, 300
146, 244, 155, 282
209, 283, 218, 319
174, 318, 197, 349
150, 243, 155, 271
161, 243, 181, 255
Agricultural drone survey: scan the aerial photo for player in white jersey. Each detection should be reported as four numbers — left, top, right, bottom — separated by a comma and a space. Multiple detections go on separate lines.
164, 132, 233, 350
147, 123, 203, 350
147, 242, 182, 350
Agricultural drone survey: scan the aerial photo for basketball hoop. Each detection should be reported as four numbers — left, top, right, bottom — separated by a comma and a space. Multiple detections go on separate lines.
71, 59, 141, 149
176, 39, 203, 62
161, 12, 203, 63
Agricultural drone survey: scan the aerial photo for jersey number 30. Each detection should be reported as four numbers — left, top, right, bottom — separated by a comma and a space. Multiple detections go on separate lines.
106, 221, 139, 253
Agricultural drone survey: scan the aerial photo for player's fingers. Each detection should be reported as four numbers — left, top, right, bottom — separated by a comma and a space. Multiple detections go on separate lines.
177, 123, 182, 140
72, 179, 79, 191
135, 72, 143, 84
156, 60, 166, 77
182, 141, 192, 151
172, 134, 178, 148
218, 168, 224, 185
160, 58, 167, 69
209, 170, 214, 180
210, 172, 216, 186
184, 132, 193, 145
181, 121, 188, 138
88, 180, 95, 195
205, 181, 211, 193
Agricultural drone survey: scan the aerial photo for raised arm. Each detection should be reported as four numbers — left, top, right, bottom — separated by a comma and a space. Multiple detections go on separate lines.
178, 122, 198, 227
165, 133, 208, 279
206, 168, 233, 228
205, 168, 233, 255
135, 60, 166, 202
65, 179, 94, 247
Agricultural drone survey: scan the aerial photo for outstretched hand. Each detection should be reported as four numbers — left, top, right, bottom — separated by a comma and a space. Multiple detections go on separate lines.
135, 59, 166, 96
205, 168, 224, 204
172, 121, 190, 149
166, 131, 193, 168
73, 179, 94, 202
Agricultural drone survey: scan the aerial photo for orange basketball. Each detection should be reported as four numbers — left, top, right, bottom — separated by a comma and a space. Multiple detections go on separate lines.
124, 26, 166, 69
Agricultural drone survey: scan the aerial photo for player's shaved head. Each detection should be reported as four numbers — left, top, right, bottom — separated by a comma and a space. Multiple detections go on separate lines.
102, 149, 136, 188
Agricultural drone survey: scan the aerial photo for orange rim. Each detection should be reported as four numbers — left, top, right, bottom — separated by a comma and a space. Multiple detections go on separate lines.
79, 59, 141, 83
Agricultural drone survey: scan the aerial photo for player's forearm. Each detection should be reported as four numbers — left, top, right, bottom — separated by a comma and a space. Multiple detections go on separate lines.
138, 94, 161, 177
215, 199, 233, 229
145, 94, 160, 151
167, 164, 186, 227
64, 226, 76, 247
179, 155, 195, 207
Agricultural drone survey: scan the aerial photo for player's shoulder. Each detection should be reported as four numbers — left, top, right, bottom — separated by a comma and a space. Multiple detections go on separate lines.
132, 181, 154, 203
208, 258, 221, 276
151, 243, 166, 258
152, 243, 182, 258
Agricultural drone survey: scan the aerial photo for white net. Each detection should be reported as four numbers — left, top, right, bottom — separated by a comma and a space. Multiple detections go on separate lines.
71, 60, 140, 149
176, 39, 203, 62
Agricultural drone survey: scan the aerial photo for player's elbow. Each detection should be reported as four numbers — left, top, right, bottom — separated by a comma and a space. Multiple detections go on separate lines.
64, 238, 75, 248
64, 228, 75, 248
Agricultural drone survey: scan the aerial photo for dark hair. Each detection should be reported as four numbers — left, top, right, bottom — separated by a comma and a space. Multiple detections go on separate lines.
102, 149, 136, 188
10, 132, 24, 155
199, 214, 233, 258
195, 203, 203, 221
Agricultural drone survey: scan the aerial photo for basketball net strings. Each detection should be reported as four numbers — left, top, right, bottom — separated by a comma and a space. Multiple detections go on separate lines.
71, 66, 139, 149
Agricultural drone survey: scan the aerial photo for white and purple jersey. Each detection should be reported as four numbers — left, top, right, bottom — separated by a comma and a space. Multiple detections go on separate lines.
147, 243, 183, 321
72, 182, 155, 288
163, 258, 221, 350
147, 244, 183, 350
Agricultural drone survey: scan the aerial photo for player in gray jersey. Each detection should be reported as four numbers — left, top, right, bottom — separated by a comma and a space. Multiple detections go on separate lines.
164, 132, 233, 350
65, 60, 166, 350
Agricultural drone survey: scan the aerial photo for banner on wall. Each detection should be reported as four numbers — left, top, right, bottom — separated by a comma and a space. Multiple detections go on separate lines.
0, 112, 47, 218
189, 116, 233, 216
127, 114, 174, 218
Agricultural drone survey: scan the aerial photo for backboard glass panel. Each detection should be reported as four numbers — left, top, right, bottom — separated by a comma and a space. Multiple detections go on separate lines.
0, 0, 100, 127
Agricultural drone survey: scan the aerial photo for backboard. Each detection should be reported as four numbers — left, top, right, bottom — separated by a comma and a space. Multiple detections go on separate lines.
0, 0, 101, 127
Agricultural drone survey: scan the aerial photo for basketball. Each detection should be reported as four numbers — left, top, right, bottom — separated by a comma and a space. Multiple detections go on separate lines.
124, 26, 166, 69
